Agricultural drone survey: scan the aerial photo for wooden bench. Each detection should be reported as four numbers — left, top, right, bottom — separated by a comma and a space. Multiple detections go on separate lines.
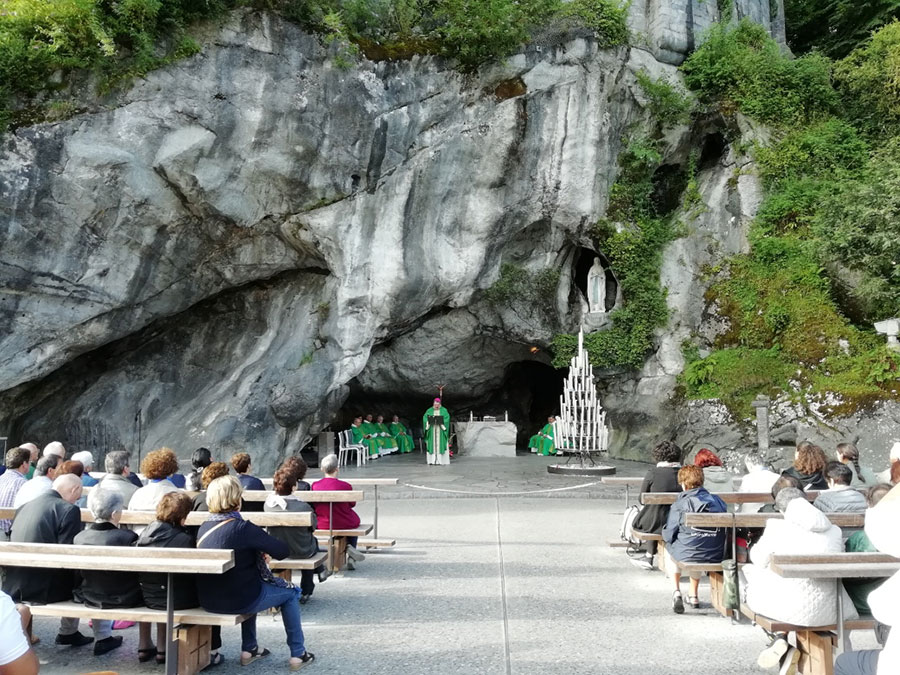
641, 491, 820, 505
262, 477, 399, 540
270, 551, 330, 583
683, 512, 865, 529
0, 542, 244, 675
602, 476, 743, 507
768, 552, 900, 666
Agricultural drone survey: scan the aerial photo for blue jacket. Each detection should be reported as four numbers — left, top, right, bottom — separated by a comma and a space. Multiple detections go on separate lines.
196, 516, 289, 614
662, 487, 727, 563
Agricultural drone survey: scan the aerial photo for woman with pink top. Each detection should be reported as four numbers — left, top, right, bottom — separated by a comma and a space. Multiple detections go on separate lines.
311, 454, 364, 569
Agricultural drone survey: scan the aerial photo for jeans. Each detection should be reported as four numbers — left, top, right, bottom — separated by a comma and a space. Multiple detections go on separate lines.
238, 582, 305, 657
834, 650, 880, 675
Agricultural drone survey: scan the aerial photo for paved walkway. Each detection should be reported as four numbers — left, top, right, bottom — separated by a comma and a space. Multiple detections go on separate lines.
26, 454, 877, 674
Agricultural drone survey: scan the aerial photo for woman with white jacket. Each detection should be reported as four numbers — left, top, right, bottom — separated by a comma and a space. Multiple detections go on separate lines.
835, 484, 900, 675
744, 487, 856, 669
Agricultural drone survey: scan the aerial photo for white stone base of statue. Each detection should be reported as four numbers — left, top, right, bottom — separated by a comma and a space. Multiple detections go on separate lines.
455, 421, 517, 457
581, 311, 612, 333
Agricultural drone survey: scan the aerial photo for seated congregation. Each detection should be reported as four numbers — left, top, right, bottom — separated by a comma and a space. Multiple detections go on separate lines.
624, 438, 898, 675
0, 440, 372, 672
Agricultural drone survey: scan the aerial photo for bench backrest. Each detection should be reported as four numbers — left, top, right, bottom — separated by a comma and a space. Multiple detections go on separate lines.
0, 541, 234, 573
641, 491, 820, 505
260, 477, 398, 488
682, 512, 865, 528
82, 486, 363, 503
0, 508, 314, 528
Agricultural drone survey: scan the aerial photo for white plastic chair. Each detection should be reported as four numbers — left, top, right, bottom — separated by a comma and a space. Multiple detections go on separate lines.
342, 430, 367, 467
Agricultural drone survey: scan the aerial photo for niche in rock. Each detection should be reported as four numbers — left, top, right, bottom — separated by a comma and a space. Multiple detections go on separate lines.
573, 247, 617, 313
650, 164, 689, 216
699, 132, 727, 170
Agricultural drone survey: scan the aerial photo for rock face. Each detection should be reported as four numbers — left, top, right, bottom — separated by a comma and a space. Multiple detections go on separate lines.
0, 8, 783, 472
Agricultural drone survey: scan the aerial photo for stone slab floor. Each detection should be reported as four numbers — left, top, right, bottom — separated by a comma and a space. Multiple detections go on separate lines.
29, 488, 871, 675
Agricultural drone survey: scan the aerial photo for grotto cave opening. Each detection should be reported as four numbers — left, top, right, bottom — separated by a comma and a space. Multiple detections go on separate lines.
336, 360, 566, 451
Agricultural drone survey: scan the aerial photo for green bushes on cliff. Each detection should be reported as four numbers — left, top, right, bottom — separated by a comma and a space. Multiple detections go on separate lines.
678, 19, 900, 416
0, 0, 629, 128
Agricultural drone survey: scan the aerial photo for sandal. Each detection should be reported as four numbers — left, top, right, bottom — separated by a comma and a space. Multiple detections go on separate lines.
241, 647, 270, 666
138, 646, 158, 663
289, 652, 315, 671
205, 652, 224, 669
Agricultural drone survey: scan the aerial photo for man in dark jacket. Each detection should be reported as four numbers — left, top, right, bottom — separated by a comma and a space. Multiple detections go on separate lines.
662, 465, 727, 614
2, 474, 92, 647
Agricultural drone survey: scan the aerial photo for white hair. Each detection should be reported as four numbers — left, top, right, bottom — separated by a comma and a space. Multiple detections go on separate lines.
744, 454, 767, 472
320, 454, 339, 475
87, 487, 124, 523
71, 451, 94, 471
890, 442, 900, 461
43, 441, 66, 459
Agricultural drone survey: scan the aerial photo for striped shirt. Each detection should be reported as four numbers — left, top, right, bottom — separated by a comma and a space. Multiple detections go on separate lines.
0, 470, 27, 534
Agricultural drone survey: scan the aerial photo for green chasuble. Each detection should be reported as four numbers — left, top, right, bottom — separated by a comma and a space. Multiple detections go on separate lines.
389, 422, 414, 453
374, 423, 399, 450
422, 406, 451, 465
528, 423, 555, 455
360, 421, 388, 453
351, 424, 380, 457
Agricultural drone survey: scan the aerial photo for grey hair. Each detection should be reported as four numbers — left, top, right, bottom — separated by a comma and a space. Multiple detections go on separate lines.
35, 454, 59, 476
320, 454, 339, 475
87, 487, 124, 523
775, 487, 805, 514
105, 451, 130, 475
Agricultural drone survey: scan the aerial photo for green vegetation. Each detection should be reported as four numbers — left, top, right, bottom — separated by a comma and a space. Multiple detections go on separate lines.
552, 137, 675, 370
677, 19, 900, 417
484, 263, 561, 316
0, 0, 629, 129
681, 20, 836, 125
635, 70, 694, 127
784, 0, 900, 58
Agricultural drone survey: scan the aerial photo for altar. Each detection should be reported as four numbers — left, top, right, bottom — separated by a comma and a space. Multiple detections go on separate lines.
455, 417, 517, 458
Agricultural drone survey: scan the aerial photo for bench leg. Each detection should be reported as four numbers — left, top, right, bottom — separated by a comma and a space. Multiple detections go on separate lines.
795, 630, 834, 675
657, 542, 666, 575
331, 537, 348, 573
175, 625, 211, 675
708, 572, 727, 618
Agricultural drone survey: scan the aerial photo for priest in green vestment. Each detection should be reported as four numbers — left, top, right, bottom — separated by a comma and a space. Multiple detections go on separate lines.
374, 415, 399, 454
423, 398, 451, 465
351, 416, 380, 458
528, 416, 556, 455
361, 414, 389, 455
389, 415, 414, 453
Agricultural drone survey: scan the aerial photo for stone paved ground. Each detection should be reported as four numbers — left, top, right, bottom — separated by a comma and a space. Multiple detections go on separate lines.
28, 453, 877, 674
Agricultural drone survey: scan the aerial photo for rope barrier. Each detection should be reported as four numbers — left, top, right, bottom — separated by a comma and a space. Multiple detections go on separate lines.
399, 480, 604, 496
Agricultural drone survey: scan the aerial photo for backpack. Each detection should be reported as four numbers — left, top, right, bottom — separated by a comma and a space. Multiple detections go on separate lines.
619, 504, 642, 546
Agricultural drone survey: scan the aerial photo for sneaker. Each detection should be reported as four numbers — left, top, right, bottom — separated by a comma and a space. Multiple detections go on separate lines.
94, 636, 123, 656
346, 557, 356, 571
758, 637, 789, 669
687, 595, 700, 609
629, 555, 654, 571
673, 591, 685, 614
779, 647, 800, 675
347, 545, 365, 562
55, 631, 94, 647
289, 652, 315, 671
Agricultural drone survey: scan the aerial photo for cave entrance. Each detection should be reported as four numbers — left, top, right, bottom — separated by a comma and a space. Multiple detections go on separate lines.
573, 247, 617, 312
333, 360, 566, 452
477, 360, 567, 450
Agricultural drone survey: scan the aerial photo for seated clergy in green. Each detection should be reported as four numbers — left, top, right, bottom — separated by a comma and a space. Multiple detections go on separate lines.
389, 415, 414, 454
359, 413, 387, 455
528, 416, 557, 455
374, 415, 399, 454
351, 416, 380, 457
